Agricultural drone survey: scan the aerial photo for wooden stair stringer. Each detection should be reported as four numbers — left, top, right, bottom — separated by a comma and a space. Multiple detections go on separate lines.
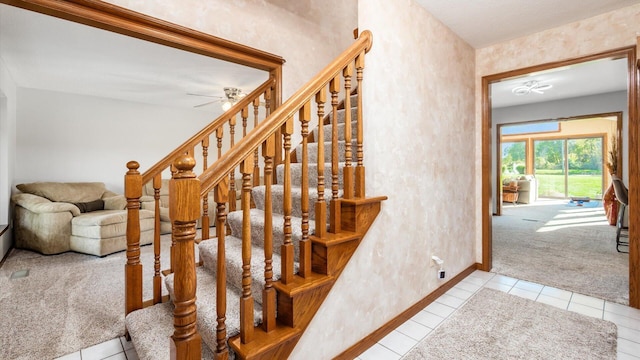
228, 196, 386, 359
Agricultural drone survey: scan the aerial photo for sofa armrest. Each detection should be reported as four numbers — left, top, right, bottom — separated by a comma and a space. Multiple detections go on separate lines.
103, 195, 127, 210
12, 193, 80, 216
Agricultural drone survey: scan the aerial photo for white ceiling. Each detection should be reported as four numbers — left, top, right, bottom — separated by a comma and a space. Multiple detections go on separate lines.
0, 1, 635, 111
414, 0, 640, 49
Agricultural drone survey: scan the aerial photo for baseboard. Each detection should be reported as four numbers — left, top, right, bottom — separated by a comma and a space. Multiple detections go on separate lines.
334, 263, 479, 360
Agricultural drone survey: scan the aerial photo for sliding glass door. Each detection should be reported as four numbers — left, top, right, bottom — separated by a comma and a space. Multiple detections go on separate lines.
534, 137, 604, 199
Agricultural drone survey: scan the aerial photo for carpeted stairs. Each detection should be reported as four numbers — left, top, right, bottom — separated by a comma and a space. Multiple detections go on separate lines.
125, 94, 358, 360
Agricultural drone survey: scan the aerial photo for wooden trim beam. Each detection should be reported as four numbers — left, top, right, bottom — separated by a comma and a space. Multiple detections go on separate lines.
0, 0, 285, 71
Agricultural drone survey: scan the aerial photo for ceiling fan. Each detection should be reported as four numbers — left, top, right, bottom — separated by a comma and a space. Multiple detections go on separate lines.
188, 87, 245, 110
511, 80, 553, 96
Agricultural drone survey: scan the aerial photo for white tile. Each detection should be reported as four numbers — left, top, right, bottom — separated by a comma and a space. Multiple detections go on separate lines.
470, 270, 495, 281
568, 302, 604, 319
456, 280, 482, 293
411, 310, 445, 329
396, 319, 432, 341
617, 325, 640, 343
424, 301, 456, 318
618, 338, 640, 358
487, 274, 518, 286
435, 293, 466, 309
570, 293, 605, 310
460, 275, 488, 287
605, 301, 640, 321
120, 336, 134, 351
536, 294, 569, 310
513, 280, 544, 294
80, 338, 124, 360
540, 286, 573, 301
483, 281, 513, 293
54, 352, 81, 360
445, 287, 474, 301
358, 343, 401, 360
508, 287, 539, 301
604, 311, 640, 331
379, 330, 418, 356
103, 353, 127, 360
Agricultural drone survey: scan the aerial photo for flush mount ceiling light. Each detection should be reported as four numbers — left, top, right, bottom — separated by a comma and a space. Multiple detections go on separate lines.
511, 80, 553, 96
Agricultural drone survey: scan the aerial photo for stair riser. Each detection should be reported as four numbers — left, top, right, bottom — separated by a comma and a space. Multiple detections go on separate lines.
252, 185, 339, 222
326, 107, 357, 125
311, 121, 358, 143
296, 140, 357, 163
276, 163, 346, 188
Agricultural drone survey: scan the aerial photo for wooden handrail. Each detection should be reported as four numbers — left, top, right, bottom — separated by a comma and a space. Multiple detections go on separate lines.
199, 30, 373, 194
141, 77, 276, 184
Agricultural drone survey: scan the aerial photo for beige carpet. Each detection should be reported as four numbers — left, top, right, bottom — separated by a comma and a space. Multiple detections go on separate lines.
492, 200, 628, 304
402, 288, 617, 359
0, 235, 178, 360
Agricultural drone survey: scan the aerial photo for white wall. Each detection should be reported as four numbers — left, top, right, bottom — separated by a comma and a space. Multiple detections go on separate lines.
293, 0, 477, 358
0, 57, 17, 259
491, 90, 628, 211
475, 3, 640, 263
15, 88, 214, 193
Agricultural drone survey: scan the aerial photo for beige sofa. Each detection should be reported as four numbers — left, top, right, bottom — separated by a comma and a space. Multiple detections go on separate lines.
12, 182, 154, 256
502, 175, 538, 204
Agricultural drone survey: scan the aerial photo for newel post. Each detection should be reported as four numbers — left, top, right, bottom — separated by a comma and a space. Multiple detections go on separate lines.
169, 156, 202, 360
125, 161, 143, 317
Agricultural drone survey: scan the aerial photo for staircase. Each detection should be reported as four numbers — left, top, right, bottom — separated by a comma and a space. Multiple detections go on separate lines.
123, 30, 385, 359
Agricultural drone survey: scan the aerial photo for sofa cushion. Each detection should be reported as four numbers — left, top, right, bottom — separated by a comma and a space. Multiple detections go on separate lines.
71, 210, 154, 238
72, 199, 105, 213
17, 182, 107, 203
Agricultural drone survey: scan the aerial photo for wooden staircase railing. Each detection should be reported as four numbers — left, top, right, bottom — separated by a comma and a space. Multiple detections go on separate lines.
126, 30, 382, 360
125, 76, 279, 312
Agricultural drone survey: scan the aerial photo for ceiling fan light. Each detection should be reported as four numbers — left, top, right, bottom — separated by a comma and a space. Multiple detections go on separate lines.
222, 101, 232, 111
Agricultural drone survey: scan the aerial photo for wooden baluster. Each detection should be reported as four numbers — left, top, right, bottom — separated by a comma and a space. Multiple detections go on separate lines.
242, 105, 249, 138
216, 126, 224, 159
240, 158, 254, 344
343, 64, 354, 199
228, 115, 237, 214
281, 117, 295, 284
299, 101, 312, 278
214, 178, 229, 360
169, 156, 201, 360
262, 134, 276, 331
125, 161, 143, 317
355, 52, 366, 198
201, 138, 210, 241
153, 174, 162, 304
329, 76, 341, 233
315, 89, 327, 238
253, 95, 266, 186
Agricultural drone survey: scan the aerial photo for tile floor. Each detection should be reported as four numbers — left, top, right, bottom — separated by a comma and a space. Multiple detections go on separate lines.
357, 270, 640, 360
55, 270, 640, 360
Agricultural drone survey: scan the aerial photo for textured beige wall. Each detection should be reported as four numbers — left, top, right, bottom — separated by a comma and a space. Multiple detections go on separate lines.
292, 0, 477, 358
475, 4, 640, 261
102, 0, 357, 99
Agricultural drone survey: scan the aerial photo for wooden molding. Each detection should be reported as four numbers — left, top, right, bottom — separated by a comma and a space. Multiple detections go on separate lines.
481, 46, 639, 308
335, 263, 479, 360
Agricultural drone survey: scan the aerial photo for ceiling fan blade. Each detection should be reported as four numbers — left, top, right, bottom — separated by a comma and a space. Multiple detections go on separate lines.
187, 92, 223, 98
535, 84, 553, 91
194, 99, 221, 108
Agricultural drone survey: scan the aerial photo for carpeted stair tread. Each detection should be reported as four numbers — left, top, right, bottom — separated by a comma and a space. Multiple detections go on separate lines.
252, 184, 341, 221
296, 139, 357, 163
198, 236, 297, 306
164, 266, 263, 353
325, 107, 357, 124
311, 121, 358, 143
226, 208, 314, 262
276, 162, 346, 188
125, 302, 215, 360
